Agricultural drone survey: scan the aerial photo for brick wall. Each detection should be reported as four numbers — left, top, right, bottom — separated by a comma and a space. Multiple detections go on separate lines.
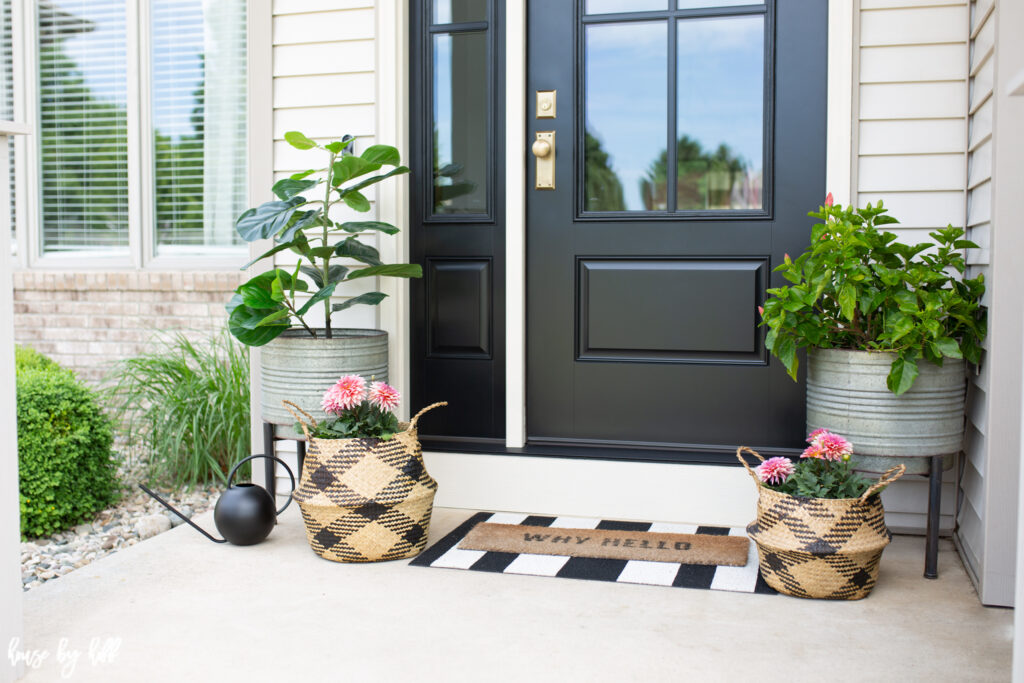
12, 271, 247, 382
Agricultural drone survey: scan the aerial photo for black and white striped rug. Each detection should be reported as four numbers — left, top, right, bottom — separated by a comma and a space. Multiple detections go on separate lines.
410, 512, 777, 594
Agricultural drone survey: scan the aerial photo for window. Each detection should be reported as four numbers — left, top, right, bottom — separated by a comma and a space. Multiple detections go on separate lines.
18, 0, 247, 263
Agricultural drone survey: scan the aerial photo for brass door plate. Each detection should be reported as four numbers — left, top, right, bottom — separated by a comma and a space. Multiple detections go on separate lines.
533, 131, 555, 190
536, 90, 556, 118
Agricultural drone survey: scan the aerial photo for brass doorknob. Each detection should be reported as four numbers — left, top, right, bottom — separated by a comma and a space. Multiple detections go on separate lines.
532, 139, 552, 158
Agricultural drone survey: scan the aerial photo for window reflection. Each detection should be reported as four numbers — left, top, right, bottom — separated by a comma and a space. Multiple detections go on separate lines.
584, 22, 667, 212
433, 0, 486, 25
433, 31, 488, 215
675, 15, 764, 210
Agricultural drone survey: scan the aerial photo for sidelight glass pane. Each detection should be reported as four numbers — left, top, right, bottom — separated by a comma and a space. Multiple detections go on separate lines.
586, 0, 666, 13
678, 0, 764, 8
432, 31, 488, 215
433, 0, 486, 25
676, 15, 764, 211
584, 22, 667, 212
38, 0, 129, 253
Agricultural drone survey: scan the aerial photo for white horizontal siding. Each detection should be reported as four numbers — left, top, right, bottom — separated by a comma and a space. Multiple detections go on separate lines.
859, 119, 965, 155
860, 5, 967, 46
855, 2, 970, 537
270, 2, 382, 320
860, 44, 967, 83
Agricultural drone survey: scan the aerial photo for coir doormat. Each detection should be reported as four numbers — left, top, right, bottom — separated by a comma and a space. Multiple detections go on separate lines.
410, 512, 777, 595
461, 523, 749, 566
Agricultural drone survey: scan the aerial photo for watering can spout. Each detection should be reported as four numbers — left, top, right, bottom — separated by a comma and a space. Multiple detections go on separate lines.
137, 454, 295, 546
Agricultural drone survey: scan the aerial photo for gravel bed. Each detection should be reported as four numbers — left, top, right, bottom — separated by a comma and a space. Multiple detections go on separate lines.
20, 459, 221, 591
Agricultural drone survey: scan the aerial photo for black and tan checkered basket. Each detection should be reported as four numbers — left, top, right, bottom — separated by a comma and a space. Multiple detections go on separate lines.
285, 400, 445, 563
738, 446, 905, 600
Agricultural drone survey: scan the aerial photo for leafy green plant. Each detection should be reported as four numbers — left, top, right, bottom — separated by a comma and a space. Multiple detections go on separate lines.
760, 198, 986, 394
107, 331, 250, 485
15, 345, 60, 373
17, 365, 118, 538
227, 131, 422, 346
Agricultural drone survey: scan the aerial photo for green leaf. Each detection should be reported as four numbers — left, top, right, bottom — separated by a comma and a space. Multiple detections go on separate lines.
277, 209, 320, 244
331, 291, 388, 312
338, 221, 400, 235
237, 282, 279, 309
228, 308, 289, 346
290, 169, 317, 180
332, 155, 381, 185
300, 264, 349, 288
777, 336, 798, 381
838, 282, 856, 322
235, 197, 305, 242
272, 177, 317, 200
342, 191, 371, 212
345, 263, 423, 281
324, 137, 354, 154
339, 165, 410, 196
284, 131, 318, 150
297, 283, 338, 316
360, 144, 401, 166
932, 337, 963, 359
240, 241, 300, 270
334, 238, 382, 265
887, 356, 920, 395
255, 309, 291, 328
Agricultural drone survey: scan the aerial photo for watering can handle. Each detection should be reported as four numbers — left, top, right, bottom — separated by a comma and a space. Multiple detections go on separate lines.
227, 454, 296, 516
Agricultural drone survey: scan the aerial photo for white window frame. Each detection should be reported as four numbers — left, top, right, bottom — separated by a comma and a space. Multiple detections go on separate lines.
12, 0, 247, 271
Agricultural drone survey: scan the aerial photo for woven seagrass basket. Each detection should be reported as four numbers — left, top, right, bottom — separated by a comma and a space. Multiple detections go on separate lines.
285, 400, 445, 563
738, 446, 905, 600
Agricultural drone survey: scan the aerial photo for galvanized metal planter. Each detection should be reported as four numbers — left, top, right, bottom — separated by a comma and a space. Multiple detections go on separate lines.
260, 329, 388, 439
806, 348, 967, 475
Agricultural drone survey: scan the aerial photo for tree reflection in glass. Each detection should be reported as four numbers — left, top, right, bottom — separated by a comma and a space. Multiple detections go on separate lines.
640, 136, 756, 211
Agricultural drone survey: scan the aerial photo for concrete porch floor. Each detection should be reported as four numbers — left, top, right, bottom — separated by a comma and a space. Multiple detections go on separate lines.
20, 506, 1012, 682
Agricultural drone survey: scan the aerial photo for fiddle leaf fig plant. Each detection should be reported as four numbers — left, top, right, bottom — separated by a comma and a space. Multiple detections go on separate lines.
760, 197, 986, 395
227, 132, 421, 346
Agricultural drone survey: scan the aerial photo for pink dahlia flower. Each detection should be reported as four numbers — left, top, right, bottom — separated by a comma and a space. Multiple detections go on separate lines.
801, 443, 824, 459
321, 374, 367, 414
807, 428, 829, 442
756, 457, 794, 485
815, 431, 853, 462
825, 192, 834, 207
368, 381, 401, 413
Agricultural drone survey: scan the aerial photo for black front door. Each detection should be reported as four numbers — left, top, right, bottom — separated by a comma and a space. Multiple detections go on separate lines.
527, 0, 826, 460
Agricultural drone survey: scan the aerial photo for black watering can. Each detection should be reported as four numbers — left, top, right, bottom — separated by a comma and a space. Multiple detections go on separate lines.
139, 454, 295, 546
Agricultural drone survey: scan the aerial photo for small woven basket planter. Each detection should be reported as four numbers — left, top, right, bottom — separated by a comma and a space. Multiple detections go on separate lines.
738, 447, 905, 600
286, 400, 445, 563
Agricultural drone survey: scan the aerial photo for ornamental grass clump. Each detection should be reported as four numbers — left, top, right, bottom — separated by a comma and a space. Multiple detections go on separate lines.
305, 374, 402, 440
755, 429, 874, 499
759, 195, 986, 394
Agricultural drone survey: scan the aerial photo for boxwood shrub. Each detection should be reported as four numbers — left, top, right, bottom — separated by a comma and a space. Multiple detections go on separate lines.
16, 353, 118, 538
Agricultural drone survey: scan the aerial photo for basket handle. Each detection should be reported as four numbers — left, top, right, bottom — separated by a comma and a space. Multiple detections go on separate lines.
860, 463, 907, 501
736, 446, 767, 485
282, 400, 317, 440
408, 402, 447, 432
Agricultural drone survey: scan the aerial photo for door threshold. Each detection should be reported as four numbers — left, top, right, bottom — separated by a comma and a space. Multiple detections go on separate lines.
420, 436, 801, 466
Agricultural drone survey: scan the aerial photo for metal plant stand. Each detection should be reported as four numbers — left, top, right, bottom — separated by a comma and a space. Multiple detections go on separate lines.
924, 455, 942, 580
262, 421, 306, 503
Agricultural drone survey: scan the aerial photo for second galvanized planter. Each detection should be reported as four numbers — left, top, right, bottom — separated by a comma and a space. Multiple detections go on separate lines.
806, 348, 967, 474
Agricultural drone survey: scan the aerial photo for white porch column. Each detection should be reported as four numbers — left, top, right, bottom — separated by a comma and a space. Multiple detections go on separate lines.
1, 121, 30, 683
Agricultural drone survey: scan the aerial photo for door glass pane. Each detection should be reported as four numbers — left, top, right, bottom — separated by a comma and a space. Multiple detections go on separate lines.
433, 31, 488, 215
433, 0, 486, 25
585, 22, 667, 212
586, 0, 666, 13
676, 15, 764, 211
678, 0, 764, 8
